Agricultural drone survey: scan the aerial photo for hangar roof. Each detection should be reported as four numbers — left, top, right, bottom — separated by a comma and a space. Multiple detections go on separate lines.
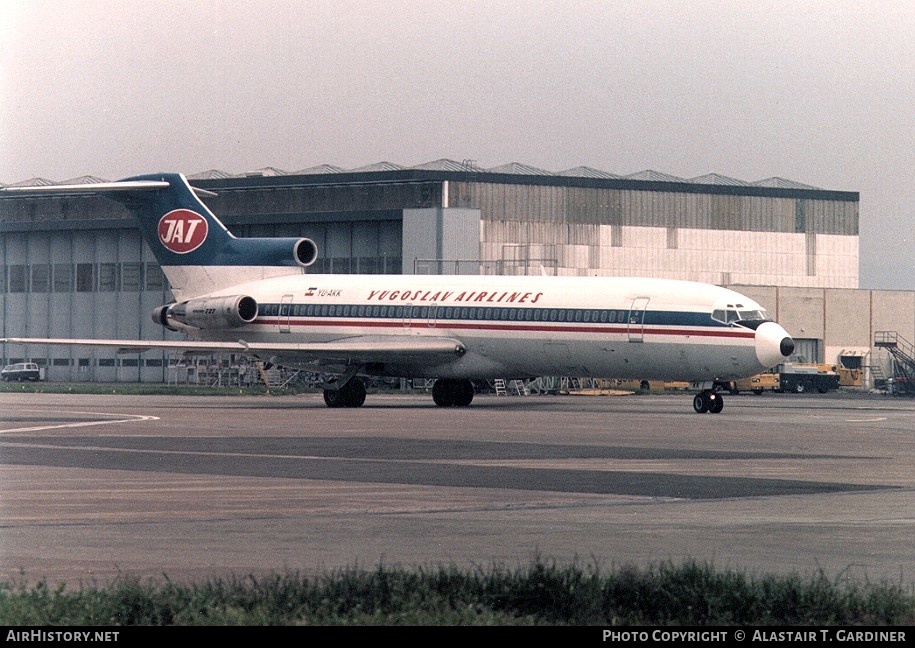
0, 158, 829, 191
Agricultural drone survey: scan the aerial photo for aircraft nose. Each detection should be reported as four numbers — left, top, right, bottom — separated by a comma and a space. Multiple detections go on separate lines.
755, 321, 795, 368
780, 336, 795, 357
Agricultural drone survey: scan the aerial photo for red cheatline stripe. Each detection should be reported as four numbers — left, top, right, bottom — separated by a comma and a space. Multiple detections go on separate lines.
255, 318, 756, 339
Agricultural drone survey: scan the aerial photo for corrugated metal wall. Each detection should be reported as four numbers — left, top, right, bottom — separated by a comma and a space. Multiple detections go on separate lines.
454, 182, 857, 234
463, 182, 858, 286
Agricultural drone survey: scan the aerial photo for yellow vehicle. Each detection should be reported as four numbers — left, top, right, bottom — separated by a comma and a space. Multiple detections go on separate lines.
818, 363, 862, 387
614, 379, 691, 392
729, 371, 780, 395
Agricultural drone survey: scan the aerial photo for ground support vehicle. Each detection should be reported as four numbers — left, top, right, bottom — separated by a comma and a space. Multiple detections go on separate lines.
777, 364, 840, 393
729, 363, 840, 395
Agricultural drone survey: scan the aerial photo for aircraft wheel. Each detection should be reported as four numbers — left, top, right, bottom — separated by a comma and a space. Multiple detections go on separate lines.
708, 393, 724, 413
341, 379, 366, 407
432, 379, 454, 406
323, 389, 344, 408
323, 378, 366, 408
693, 390, 723, 413
455, 379, 475, 406
432, 379, 474, 406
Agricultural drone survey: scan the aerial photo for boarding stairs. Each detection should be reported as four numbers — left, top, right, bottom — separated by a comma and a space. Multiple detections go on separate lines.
869, 363, 888, 390
874, 331, 915, 395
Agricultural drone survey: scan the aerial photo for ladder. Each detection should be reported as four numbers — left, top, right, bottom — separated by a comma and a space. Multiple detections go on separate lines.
493, 378, 529, 396
257, 362, 286, 390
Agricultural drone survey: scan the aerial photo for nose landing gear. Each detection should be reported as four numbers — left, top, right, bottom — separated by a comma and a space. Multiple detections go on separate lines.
693, 389, 724, 414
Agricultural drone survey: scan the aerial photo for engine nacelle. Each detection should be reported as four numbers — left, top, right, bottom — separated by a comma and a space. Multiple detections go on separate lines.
293, 238, 318, 267
151, 304, 179, 331
152, 295, 258, 330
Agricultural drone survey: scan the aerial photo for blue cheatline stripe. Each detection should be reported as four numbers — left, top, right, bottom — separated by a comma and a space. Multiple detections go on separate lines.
252, 302, 756, 338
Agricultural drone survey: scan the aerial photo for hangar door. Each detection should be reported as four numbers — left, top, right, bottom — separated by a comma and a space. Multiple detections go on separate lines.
791, 339, 822, 364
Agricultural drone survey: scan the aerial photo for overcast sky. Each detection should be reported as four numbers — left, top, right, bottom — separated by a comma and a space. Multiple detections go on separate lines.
2, 0, 913, 289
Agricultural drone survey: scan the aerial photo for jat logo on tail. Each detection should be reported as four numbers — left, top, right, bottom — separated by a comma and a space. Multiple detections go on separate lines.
158, 210, 208, 253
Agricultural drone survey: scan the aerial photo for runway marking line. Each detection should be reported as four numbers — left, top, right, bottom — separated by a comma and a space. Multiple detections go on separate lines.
0, 410, 159, 434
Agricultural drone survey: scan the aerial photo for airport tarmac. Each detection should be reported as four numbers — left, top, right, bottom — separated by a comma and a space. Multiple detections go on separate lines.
0, 390, 912, 587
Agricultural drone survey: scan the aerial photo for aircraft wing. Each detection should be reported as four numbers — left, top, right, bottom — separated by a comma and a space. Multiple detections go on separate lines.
0, 335, 466, 366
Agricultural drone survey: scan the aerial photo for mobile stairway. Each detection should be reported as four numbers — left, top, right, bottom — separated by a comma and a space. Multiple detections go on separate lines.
874, 331, 915, 395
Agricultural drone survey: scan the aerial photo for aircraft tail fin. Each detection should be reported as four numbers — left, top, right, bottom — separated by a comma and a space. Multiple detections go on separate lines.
3, 173, 317, 300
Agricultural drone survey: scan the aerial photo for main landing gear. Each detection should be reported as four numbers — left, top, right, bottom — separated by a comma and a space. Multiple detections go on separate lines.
693, 389, 724, 414
323, 377, 366, 408
321, 376, 475, 408
432, 378, 475, 407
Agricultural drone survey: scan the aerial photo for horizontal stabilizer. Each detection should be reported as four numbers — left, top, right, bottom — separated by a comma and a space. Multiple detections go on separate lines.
1, 180, 169, 194
1, 180, 217, 198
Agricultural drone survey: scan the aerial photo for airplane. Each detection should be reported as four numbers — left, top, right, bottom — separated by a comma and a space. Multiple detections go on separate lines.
1, 173, 795, 413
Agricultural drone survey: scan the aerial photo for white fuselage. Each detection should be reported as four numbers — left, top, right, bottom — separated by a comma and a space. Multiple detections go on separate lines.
181, 270, 778, 382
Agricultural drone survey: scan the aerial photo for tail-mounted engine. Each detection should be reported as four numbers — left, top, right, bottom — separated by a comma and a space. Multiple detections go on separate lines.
293, 238, 318, 267
152, 295, 258, 331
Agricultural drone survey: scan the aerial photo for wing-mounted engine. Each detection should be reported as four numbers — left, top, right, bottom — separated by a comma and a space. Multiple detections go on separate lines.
152, 295, 258, 331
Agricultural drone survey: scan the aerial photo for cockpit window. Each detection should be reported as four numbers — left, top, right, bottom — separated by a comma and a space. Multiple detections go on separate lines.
712, 305, 772, 328
737, 309, 769, 322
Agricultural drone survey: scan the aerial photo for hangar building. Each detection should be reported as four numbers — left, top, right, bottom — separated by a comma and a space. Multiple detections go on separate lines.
0, 159, 910, 387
